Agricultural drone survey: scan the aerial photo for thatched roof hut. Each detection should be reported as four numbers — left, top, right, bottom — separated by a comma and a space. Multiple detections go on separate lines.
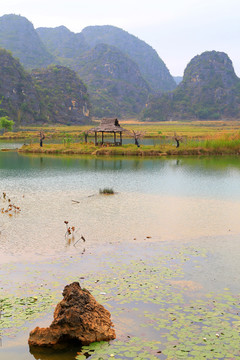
90, 118, 126, 133
89, 118, 127, 145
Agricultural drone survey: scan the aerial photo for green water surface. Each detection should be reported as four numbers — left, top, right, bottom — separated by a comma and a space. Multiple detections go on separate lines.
0, 150, 240, 360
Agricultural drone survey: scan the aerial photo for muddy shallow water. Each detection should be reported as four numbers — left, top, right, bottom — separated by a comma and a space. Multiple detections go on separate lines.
1, 151, 240, 359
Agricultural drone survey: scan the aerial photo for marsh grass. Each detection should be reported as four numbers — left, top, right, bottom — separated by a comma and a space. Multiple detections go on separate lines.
99, 188, 115, 195
181, 132, 240, 152
2, 120, 240, 141
18, 130, 240, 156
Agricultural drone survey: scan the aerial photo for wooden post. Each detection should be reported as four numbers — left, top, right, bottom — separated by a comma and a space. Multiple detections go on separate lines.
101, 131, 104, 145
95, 132, 97, 145
114, 132, 116, 145
120, 132, 122, 145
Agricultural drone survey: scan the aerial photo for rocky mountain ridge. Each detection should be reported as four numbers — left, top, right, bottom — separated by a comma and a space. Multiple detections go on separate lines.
81, 25, 176, 92
36, 25, 90, 60
0, 14, 176, 118
0, 15, 239, 122
142, 51, 240, 121
0, 14, 55, 70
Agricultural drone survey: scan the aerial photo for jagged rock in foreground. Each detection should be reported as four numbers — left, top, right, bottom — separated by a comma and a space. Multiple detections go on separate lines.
28, 282, 116, 348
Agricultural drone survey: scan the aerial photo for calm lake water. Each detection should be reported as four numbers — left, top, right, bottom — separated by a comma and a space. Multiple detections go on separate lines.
0, 151, 240, 259
1, 148, 240, 359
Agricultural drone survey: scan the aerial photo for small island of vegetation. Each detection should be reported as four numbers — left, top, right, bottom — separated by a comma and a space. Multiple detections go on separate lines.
16, 121, 240, 157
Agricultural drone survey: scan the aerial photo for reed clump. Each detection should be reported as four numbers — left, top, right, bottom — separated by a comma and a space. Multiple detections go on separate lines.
99, 188, 115, 195
203, 132, 240, 150
181, 132, 240, 153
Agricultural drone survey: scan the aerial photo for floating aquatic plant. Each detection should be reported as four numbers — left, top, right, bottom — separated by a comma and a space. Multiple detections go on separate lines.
75, 338, 162, 360
0, 292, 57, 336
1, 192, 21, 216
1, 243, 240, 359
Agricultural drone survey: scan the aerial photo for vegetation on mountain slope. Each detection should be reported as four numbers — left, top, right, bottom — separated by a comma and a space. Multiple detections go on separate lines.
142, 51, 240, 121
0, 49, 90, 125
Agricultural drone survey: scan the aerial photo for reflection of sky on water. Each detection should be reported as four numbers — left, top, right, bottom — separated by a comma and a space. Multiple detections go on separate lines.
0, 152, 240, 201
0, 151, 239, 260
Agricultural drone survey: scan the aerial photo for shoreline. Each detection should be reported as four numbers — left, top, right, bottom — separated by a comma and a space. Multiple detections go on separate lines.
17, 143, 240, 156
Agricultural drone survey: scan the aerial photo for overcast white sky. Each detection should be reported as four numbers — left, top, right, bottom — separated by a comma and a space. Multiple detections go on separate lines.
0, 0, 239, 77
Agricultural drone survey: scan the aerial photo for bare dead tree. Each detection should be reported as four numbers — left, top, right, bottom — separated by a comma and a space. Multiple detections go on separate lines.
40, 131, 45, 147
173, 132, 183, 148
81, 130, 89, 143
128, 129, 145, 147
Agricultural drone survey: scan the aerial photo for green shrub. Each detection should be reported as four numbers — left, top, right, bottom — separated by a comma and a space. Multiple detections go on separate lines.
0, 117, 14, 132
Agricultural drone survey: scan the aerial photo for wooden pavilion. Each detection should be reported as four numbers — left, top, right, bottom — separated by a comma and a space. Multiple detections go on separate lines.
89, 118, 127, 146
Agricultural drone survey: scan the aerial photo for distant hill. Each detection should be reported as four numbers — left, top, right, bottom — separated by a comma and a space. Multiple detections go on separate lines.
37, 24, 176, 93
0, 49, 90, 125
37, 24, 176, 116
81, 25, 176, 92
73, 43, 151, 117
173, 76, 183, 85
0, 14, 177, 118
36, 26, 89, 60
0, 14, 55, 69
142, 51, 240, 121
36, 26, 151, 117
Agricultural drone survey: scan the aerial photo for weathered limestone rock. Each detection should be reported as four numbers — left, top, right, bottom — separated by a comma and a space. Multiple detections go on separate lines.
28, 282, 116, 348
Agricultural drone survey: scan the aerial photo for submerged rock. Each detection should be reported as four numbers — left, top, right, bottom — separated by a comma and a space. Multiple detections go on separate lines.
28, 282, 116, 348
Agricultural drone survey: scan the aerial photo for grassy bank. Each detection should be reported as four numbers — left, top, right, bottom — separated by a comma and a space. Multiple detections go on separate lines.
2, 119, 240, 141
18, 133, 240, 156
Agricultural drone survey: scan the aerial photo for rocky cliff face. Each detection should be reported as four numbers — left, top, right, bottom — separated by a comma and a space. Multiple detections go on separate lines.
143, 51, 240, 121
32, 65, 90, 124
179, 51, 240, 112
0, 14, 55, 69
0, 50, 90, 125
0, 48, 41, 124
74, 43, 150, 117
